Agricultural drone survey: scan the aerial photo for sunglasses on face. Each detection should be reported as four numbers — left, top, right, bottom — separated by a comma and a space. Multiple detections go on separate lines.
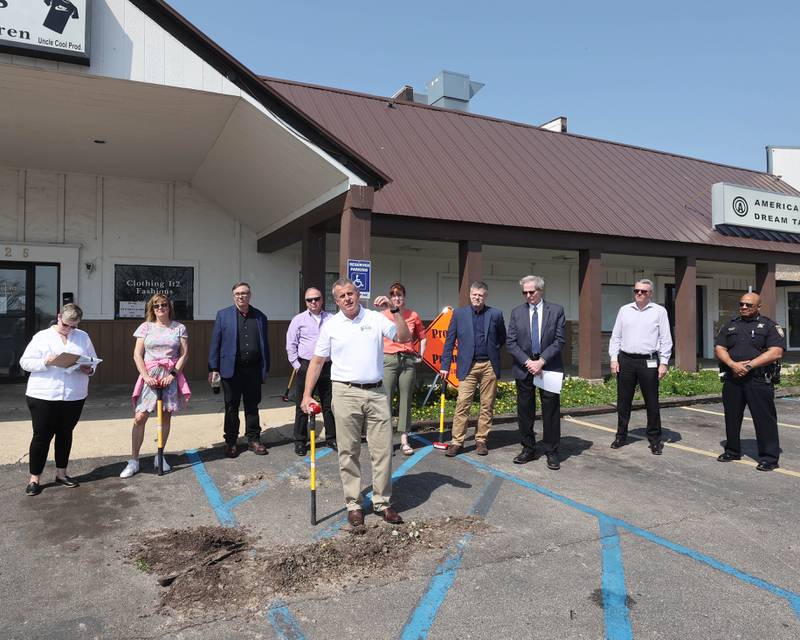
739, 302, 755, 308
522, 290, 538, 295
633, 289, 651, 295
305, 296, 321, 303
60, 321, 78, 330
152, 303, 169, 310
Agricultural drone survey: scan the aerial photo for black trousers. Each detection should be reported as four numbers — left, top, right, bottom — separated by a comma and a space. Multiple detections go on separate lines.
515, 374, 561, 453
293, 359, 335, 443
722, 377, 779, 464
616, 352, 661, 444
27, 396, 86, 475
221, 363, 263, 445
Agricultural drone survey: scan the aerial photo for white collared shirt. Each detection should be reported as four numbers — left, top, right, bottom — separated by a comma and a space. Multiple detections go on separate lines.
609, 301, 673, 364
20, 327, 97, 401
314, 306, 397, 383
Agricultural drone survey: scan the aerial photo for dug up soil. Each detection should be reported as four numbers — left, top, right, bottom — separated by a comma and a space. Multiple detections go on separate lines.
127, 516, 487, 616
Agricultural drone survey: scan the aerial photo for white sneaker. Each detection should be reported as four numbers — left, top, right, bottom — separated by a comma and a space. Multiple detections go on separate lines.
153, 454, 171, 472
120, 459, 139, 478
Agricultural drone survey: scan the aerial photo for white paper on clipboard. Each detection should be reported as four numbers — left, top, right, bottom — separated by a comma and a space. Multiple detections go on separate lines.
533, 370, 564, 394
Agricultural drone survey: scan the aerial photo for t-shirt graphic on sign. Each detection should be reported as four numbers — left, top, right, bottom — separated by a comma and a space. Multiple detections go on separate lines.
43, 0, 80, 35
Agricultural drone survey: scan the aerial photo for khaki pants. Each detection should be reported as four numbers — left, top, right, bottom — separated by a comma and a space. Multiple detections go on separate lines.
331, 382, 393, 512
451, 361, 498, 446
383, 353, 417, 433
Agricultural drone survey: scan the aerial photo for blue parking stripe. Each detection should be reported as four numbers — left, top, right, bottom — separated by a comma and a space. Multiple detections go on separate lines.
458, 455, 800, 621
266, 599, 306, 640
314, 443, 434, 540
400, 475, 503, 639
186, 447, 336, 527
598, 517, 634, 640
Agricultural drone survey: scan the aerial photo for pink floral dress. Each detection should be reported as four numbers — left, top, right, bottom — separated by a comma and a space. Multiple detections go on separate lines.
131, 321, 190, 413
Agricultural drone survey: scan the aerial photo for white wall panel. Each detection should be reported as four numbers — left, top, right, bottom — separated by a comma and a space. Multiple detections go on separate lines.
24, 171, 59, 243
240, 225, 299, 322
0, 168, 19, 240
102, 177, 169, 258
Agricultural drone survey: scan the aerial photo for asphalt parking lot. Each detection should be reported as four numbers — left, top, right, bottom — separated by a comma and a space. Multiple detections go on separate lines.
1, 399, 799, 640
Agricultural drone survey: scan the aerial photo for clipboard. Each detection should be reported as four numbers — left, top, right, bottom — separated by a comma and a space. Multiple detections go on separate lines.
49, 352, 82, 368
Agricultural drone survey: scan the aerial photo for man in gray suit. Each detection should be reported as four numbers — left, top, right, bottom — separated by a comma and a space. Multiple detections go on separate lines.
506, 275, 566, 470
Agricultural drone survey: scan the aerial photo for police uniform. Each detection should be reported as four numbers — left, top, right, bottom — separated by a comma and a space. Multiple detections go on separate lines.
714, 314, 785, 466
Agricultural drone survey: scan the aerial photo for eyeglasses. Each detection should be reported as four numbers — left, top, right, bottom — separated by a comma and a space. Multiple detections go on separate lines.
152, 303, 169, 310
739, 302, 755, 308
233, 292, 251, 297
522, 290, 538, 295
305, 296, 321, 303
60, 321, 78, 330
633, 289, 651, 295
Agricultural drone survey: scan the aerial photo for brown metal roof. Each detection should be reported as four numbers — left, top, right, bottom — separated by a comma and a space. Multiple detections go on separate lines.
264, 76, 800, 255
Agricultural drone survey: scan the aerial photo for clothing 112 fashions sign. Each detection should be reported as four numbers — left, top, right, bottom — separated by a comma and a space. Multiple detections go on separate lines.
114, 265, 194, 321
0, 0, 90, 65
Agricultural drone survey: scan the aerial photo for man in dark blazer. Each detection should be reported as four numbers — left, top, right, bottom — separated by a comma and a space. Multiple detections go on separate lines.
506, 275, 565, 470
440, 281, 506, 456
208, 282, 270, 458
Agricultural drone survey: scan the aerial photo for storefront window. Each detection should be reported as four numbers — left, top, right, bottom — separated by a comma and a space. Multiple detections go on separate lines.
787, 292, 800, 349
114, 265, 194, 321
601, 285, 633, 332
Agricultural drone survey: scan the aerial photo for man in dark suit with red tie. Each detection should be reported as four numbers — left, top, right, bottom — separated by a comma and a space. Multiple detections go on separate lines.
506, 275, 566, 470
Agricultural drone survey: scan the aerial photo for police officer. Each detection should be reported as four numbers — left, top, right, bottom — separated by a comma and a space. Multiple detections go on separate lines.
715, 291, 785, 471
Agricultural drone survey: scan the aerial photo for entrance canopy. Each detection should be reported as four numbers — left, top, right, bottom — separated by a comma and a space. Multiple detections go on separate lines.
0, 63, 357, 233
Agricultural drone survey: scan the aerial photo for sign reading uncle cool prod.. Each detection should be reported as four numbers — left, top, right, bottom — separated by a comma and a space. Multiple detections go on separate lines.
0, 0, 91, 65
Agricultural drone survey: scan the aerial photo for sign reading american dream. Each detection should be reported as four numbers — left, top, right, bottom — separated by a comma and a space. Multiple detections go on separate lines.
0, 0, 91, 65
712, 183, 800, 236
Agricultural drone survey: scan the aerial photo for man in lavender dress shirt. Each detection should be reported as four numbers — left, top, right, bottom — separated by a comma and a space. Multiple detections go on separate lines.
609, 279, 673, 455
286, 287, 336, 455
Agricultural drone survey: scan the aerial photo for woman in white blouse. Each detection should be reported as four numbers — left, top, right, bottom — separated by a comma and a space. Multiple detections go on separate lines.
19, 303, 97, 496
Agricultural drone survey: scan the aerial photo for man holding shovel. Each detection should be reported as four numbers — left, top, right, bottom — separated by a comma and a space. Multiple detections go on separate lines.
301, 278, 411, 526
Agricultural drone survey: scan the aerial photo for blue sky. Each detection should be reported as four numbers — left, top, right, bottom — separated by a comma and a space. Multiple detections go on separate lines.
167, 0, 799, 172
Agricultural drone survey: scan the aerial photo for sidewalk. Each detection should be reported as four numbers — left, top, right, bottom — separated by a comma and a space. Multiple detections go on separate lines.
0, 378, 299, 465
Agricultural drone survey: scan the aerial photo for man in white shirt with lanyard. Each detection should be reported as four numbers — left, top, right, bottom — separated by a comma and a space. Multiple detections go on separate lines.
302, 278, 411, 526
609, 279, 673, 455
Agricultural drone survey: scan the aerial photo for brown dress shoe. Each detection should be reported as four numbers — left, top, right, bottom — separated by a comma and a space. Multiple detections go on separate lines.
347, 509, 365, 527
225, 444, 238, 458
445, 443, 462, 457
248, 440, 268, 455
475, 441, 489, 456
380, 506, 404, 524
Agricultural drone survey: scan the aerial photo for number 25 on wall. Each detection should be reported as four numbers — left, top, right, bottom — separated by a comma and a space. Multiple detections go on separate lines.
3, 247, 30, 258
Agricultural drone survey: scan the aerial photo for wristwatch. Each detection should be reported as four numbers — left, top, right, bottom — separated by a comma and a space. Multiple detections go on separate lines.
169, 368, 178, 376
744, 364, 753, 371
389, 307, 401, 314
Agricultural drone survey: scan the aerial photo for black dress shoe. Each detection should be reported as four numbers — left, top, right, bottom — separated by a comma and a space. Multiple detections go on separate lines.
513, 449, 537, 464
294, 442, 307, 456
717, 452, 741, 462
224, 444, 238, 458
248, 440, 268, 455
55, 476, 79, 488
25, 482, 42, 496
380, 506, 404, 524
546, 453, 561, 470
347, 509, 365, 527
610, 437, 627, 449
650, 442, 663, 456
756, 461, 779, 472
324, 439, 337, 451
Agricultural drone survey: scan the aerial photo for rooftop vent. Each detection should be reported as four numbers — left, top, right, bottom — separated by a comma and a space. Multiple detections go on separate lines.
393, 70, 484, 112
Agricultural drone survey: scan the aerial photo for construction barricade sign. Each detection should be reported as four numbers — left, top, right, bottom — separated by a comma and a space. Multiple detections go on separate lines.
420, 306, 459, 388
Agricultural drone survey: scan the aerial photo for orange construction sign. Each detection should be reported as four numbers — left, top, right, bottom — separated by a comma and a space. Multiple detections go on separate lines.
419, 306, 459, 388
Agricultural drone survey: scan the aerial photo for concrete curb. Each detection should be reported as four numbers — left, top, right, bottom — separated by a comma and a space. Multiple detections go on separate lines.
411, 385, 800, 431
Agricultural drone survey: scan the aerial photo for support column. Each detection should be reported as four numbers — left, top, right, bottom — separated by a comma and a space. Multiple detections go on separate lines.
458, 241, 483, 306
338, 186, 374, 278
300, 226, 326, 311
578, 249, 602, 380
755, 262, 776, 320
675, 256, 697, 371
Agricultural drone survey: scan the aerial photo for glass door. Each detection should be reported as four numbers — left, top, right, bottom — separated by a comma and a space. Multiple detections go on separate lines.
787, 291, 800, 350
0, 262, 60, 382
0, 265, 29, 381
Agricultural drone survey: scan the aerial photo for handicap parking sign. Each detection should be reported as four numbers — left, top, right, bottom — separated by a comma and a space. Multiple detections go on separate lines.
347, 259, 371, 299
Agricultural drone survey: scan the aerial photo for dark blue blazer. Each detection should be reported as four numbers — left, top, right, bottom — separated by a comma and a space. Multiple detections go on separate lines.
506, 301, 566, 380
208, 305, 270, 381
441, 305, 506, 380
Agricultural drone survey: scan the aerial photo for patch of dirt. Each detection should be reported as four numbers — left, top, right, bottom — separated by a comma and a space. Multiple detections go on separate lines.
127, 516, 487, 616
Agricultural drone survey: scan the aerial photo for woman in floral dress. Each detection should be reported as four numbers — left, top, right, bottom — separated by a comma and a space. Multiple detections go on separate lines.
120, 294, 190, 478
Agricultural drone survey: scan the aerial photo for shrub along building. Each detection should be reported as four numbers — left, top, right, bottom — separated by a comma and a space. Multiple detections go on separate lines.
2, 0, 800, 385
